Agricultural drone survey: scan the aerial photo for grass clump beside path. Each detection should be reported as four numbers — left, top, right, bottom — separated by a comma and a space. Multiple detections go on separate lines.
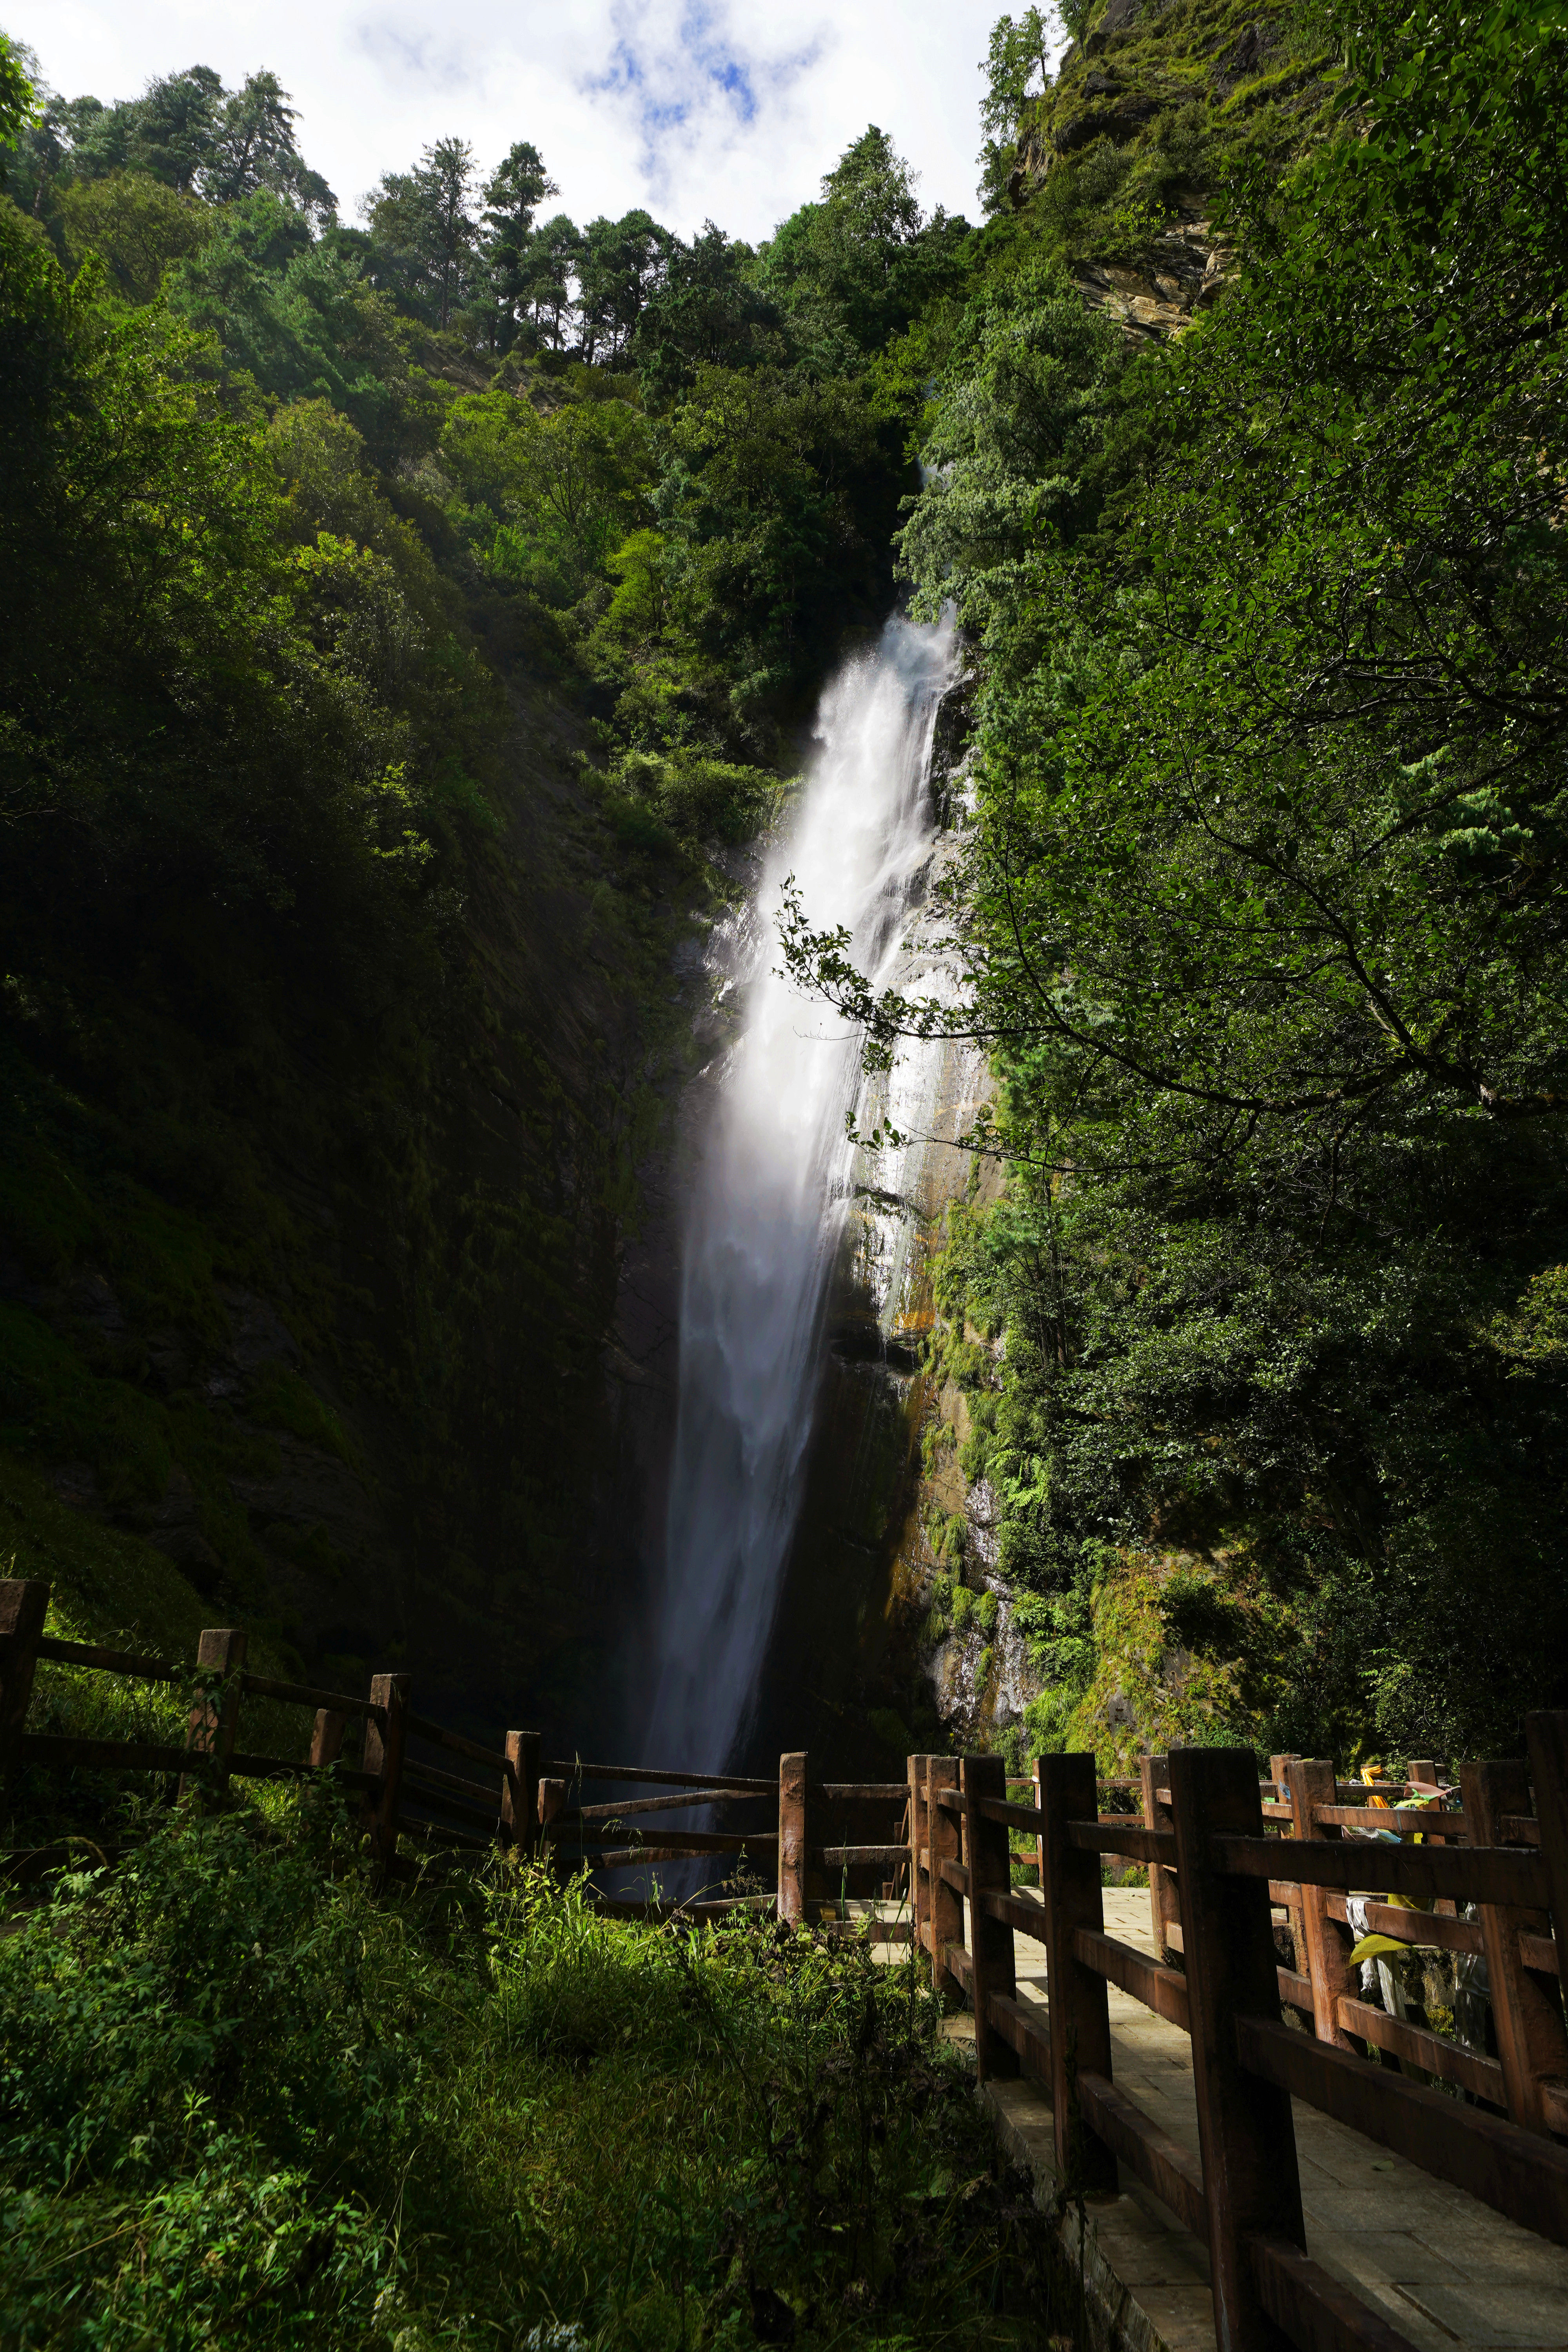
0, 1789, 1069, 2350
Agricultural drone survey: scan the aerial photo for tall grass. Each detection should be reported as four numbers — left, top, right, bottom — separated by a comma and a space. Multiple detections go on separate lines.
0, 1791, 1071, 2349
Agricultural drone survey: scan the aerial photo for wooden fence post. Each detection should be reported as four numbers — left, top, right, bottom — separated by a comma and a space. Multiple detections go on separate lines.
1269, 1753, 1305, 1973
1284, 1757, 1358, 2052
927, 1756, 964, 1995
1169, 1746, 1304, 2352
502, 1729, 540, 1855
908, 1753, 930, 1960
1461, 1758, 1568, 2134
0, 1578, 48, 1793
179, 1626, 247, 1798
778, 1751, 808, 1924
1524, 1711, 1568, 2028
962, 1754, 1019, 2083
1139, 1751, 1180, 1962
310, 1708, 346, 1768
362, 1671, 410, 1874
1037, 1753, 1116, 2192
537, 1774, 566, 1873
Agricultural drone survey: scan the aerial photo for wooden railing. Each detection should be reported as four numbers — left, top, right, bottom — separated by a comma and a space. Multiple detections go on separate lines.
0, 1578, 541, 1877
0, 1584, 913, 1926
906, 1728, 1568, 2352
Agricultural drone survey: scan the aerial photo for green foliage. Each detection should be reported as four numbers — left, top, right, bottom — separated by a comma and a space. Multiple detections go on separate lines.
0, 1815, 1064, 2347
976, 10, 1058, 213
761, 126, 972, 363
792, 0, 1568, 1761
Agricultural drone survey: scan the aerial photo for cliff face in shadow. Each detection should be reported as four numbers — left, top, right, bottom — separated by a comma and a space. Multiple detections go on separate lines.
0, 665, 700, 1746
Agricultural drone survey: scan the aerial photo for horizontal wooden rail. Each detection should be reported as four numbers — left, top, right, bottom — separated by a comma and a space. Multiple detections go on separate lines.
1212, 1832, 1547, 1908
1079, 2066, 1207, 2239
1074, 1924, 1191, 2031
542, 1759, 775, 1793
1250, 2235, 1424, 2352
1066, 1820, 1174, 1864
814, 1843, 908, 1866
570, 1787, 764, 1823
244, 1671, 386, 1722
1278, 1968, 1313, 2015
1336, 1993, 1507, 2104
977, 1796, 1043, 1833
938, 1854, 969, 1898
1324, 1893, 1483, 1955
36, 1636, 181, 1684
588, 1892, 775, 1921
401, 1756, 503, 1815
987, 1989, 1052, 2075
1501, 1814, 1542, 1845
409, 1715, 511, 1775
552, 1828, 777, 1857
979, 1887, 1050, 1942
590, 1844, 775, 1871
1313, 1804, 1471, 1837
1235, 2013, 1568, 2247
815, 1782, 908, 1802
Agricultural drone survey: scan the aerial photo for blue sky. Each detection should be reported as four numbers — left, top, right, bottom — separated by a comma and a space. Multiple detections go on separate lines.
5, 0, 1015, 241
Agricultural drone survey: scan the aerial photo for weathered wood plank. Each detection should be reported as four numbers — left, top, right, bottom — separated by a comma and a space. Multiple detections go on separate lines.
37, 1635, 180, 1684
1523, 1711, 1568, 2026
963, 1754, 1019, 2085
1072, 1925, 1191, 2032
1236, 2013, 1568, 2246
1462, 1759, 1568, 2135
927, 1759, 964, 2000
1065, 1820, 1176, 1864
408, 1713, 510, 1774
244, 1670, 385, 1721
1212, 1833, 1547, 1908
179, 1626, 245, 1797
542, 1759, 775, 1792
813, 1843, 907, 1866
1250, 2236, 1424, 2352
1170, 1744, 1306, 2352
1335, 1994, 1507, 2105
1078, 2067, 1207, 2240
501, 1729, 539, 1856
1039, 1753, 1116, 2193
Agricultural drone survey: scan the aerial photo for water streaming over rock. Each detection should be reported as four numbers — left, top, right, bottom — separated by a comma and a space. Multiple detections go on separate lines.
645, 609, 959, 1777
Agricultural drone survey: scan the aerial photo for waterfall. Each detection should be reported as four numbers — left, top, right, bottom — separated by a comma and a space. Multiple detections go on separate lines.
645, 608, 959, 1776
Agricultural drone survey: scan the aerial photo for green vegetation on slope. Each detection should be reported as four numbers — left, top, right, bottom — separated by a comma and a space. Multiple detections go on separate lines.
787, 0, 1568, 1768
0, 1800, 1063, 2351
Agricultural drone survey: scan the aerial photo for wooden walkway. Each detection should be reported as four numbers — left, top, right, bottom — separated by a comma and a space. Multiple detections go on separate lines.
965, 1888, 1568, 2352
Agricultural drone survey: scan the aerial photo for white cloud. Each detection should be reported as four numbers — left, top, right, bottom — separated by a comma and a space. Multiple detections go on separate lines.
5, 0, 1008, 241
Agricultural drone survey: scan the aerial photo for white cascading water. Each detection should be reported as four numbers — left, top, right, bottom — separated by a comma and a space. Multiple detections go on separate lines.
644, 608, 958, 1776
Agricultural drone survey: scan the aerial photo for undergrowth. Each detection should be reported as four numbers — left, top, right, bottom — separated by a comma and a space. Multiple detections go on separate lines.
0, 1791, 1072, 2350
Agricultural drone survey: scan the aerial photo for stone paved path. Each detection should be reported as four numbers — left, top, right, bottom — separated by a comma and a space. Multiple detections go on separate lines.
954, 1888, 1568, 2352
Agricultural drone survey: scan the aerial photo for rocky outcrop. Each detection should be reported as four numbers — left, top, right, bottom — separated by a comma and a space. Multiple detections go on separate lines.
1073, 211, 1234, 340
